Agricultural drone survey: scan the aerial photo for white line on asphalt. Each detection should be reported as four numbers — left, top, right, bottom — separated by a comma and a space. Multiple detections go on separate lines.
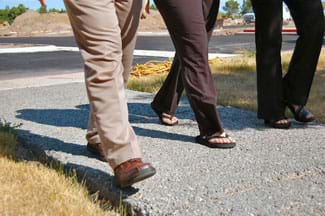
0, 46, 237, 58
0, 45, 78, 53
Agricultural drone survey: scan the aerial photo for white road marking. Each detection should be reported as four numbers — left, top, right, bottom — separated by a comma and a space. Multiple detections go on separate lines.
0, 45, 78, 53
0, 46, 237, 58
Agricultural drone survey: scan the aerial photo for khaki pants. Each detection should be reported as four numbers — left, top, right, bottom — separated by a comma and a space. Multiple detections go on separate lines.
64, 0, 143, 169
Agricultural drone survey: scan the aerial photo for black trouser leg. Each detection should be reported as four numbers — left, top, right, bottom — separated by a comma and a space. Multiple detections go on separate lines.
283, 0, 325, 105
252, 0, 286, 120
153, 0, 223, 136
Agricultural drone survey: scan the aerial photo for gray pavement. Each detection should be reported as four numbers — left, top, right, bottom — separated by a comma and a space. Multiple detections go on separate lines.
0, 82, 325, 215
1, 34, 313, 80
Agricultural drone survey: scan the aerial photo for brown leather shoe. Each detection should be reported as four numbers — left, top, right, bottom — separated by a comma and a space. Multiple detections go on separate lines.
114, 159, 156, 188
86, 143, 108, 162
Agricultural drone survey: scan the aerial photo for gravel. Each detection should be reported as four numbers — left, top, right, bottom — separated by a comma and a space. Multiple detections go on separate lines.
0, 83, 324, 215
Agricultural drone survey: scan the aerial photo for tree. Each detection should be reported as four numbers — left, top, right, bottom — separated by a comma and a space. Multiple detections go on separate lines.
241, 0, 253, 14
48, 8, 66, 13
0, 4, 28, 24
223, 0, 240, 18
37, 5, 47, 14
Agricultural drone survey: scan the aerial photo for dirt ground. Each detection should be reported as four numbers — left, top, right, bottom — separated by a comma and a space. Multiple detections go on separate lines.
0, 10, 245, 37
0, 10, 166, 37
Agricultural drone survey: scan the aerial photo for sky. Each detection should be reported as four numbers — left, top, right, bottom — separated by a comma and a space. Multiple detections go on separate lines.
1, 0, 324, 10
0, 0, 243, 10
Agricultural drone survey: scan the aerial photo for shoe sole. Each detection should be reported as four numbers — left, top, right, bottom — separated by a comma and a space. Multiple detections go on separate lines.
117, 166, 156, 188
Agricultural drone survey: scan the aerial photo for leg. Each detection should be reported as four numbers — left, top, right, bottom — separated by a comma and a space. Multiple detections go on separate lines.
251, 0, 286, 120
154, 0, 223, 136
283, 0, 325, 105
86, 0, 143, 146
116, 0, 143, 84
151, 0, 219, 116
151, 55, 183, 116
64, 0, 142, 169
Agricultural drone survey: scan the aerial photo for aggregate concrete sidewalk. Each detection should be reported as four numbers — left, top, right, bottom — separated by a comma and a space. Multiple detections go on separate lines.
0, 82, 324, 215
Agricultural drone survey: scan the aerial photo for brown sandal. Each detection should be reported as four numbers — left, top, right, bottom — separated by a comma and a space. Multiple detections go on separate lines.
195, 132, 236, 149
151, 103, 178, 126
264, 118, 291, 129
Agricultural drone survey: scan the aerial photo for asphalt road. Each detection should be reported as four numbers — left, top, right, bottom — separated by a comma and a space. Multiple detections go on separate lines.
0, 34, 305, 80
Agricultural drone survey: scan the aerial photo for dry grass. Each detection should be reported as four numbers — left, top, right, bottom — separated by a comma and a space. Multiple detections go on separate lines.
129, 49, 325, 123
0, 121, 116, 216
0, 121, 21, 158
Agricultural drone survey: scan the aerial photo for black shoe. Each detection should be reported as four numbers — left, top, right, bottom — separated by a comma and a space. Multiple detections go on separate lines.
287, 104, 315, 123
264, 118, 291, 129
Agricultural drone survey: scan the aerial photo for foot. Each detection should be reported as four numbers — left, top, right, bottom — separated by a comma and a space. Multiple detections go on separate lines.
114, 159, 156, 188
264, 118, 291, 129
87, 142, 108, 162
196, 132, 236, 149
208, 132, 236, 144
287, 103, 315, 123
161, 112, 178, 125
151, 102, 178, 126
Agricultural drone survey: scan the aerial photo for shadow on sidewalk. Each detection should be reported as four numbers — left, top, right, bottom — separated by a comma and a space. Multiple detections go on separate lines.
17, 129, 140, 199
16, 102, 262, 132
16, 103, 195, 142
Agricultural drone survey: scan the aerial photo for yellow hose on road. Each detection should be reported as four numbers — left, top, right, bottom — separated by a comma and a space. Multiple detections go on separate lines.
131, 58, 225, 78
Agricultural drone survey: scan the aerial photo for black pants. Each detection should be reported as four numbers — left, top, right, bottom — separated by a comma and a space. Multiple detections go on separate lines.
152, 0, 223, 136
251, 0, 324, 120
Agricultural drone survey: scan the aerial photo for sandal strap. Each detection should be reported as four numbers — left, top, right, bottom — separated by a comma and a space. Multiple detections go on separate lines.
161, 112, 173, 119
202, 132, 229, 140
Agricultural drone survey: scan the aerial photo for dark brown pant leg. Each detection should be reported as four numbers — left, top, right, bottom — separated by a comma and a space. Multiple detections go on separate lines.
153, 0, 223, 136
152, 0, 220, 116
151, 56, 183, 116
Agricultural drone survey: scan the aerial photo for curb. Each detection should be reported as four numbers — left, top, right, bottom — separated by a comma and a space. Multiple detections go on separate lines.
17, 131, 145, 216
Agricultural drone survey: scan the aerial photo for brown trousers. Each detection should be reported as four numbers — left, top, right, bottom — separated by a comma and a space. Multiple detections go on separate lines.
152, 0, 224, 136
64, 0, 143, 169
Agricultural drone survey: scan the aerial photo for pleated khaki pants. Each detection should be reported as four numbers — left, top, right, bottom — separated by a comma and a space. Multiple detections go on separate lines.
64, 0, 143, 169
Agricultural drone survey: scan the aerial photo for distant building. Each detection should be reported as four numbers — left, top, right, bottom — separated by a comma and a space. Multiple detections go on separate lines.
283, 4, 292, 22
243, 3, 292, 24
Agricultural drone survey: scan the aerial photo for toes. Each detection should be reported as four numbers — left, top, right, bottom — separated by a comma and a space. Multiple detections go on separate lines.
209, 137, 233, 144
276, 119, 288, 124
162, 113, 178, 125
171, 116, 178, 124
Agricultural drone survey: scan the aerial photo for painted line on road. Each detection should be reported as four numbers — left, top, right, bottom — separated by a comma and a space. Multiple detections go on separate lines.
0, 45, 78, 53
0, 46, 237, 58
133, 49, 237, 58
